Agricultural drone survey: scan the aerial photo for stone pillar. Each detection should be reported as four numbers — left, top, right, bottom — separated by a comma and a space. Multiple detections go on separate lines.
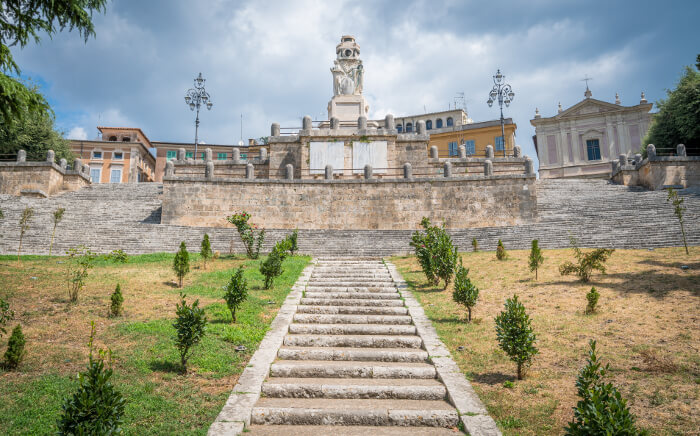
634, 154, 642, 165
677, 144, 687, 157
430, 146, 438, 159
177, 148, 186, 161
403, 162, 412, 179
364, 164, 373, 179
358, 116, 367, 130
325, 165, 333, 180
611, 160, 619, 173
271, 123, 280, 137
46, 149, 55, 163
59, 158, 67, 171
416, 120, 426, 134
458, 145, 466, 159
385, 114, 395, 131
485, 145, 494, 159
259, 148, 268, 162
525, 157, 535, 175
330, 117, 340, 130
205, 161, 214, 180
205, 148, 213, 162
17, 149, 26, 162
443, 161, 452, 178
165, 160, 175, 177
647, 144, 656, 159
513, 145, 522, 158
484, 160, 493, 176
285, 164, 294, 180
619, 154, 628, 167
232, 148, 241, 164
246, 163, 255, 179
302, 115, 312, 131
73, 158, 82, 173
82, 164, 90, 177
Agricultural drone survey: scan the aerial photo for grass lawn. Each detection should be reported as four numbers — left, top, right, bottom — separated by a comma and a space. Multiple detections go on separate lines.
0, 251, 310, 435
391, 246, 699, 435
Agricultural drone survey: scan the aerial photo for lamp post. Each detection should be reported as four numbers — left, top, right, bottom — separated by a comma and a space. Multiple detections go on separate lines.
487, 69, 514, 157
184, 72, 213, 158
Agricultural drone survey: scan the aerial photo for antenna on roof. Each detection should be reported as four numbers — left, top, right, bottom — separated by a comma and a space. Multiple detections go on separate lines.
454, 92, 466, 112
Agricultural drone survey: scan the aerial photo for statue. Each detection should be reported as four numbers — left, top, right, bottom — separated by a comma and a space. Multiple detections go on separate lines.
330, 36, 364, 96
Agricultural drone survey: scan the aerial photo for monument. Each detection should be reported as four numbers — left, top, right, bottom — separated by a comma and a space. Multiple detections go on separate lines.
326, 36, 372, 128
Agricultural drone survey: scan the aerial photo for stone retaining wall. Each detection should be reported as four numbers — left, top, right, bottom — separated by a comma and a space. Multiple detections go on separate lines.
0, 151, 90, 197
611, 144, 700, 190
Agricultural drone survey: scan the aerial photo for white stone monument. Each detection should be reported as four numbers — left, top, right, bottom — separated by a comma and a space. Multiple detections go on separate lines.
327, 36, 371, 128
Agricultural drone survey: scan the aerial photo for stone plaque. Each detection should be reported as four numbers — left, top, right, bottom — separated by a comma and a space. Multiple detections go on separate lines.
352, 141, 387, 174
310, 142, 344, 174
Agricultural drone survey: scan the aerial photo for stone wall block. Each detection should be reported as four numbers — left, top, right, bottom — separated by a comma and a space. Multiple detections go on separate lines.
485, 145, 494, 159
259, 148, 268, 162
677, 144, 686, 157
513, 145, 522, 158
17, 149, 26, 162
525, 157, 534, 175
444, 162, 452, 178
384, 114, 395, 131
364, 164, 373, 179
619, 154, 628, 167
647, 144, 656, 159
330, 117, 340, 130
430, 146, 439, 159
46, 149, 55, 163
271, 123, 280, 137
165, 160, 175, 177
403, 162, 412, 179
205, 161, 214, 180
246, 163, 255, 179
458, 145, 466, 159
484, 160, 493, 176
325, 165, 333, 180
285, 164, 294, 180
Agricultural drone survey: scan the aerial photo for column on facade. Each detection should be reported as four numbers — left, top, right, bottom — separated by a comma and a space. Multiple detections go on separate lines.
604, 117, 615, 160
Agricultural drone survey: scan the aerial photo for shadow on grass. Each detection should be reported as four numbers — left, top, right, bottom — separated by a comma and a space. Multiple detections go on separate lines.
162, 281, 179, 288
472, 372, 516, 385
547, 270, 700, 298
149, 360, 182, 373
638, 259, 700, 270
403, 276, 444, 293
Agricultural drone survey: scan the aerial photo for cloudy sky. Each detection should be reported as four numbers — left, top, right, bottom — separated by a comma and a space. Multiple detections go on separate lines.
11, 0, 700, 165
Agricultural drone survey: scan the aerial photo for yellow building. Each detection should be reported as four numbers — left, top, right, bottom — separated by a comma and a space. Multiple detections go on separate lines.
428, 118, 517, 158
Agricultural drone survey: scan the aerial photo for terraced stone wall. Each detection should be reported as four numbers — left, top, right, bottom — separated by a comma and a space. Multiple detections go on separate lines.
0, 162, 89, 197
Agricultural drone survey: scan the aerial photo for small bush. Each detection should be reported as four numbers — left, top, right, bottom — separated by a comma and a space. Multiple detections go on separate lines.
528, 239, 544, 280
565, 340, 647, 435
496, 239, 507, 260
452, 259, 479, 322
66, 245, 97, 303
410, 217, 458, 289
667, 188, 689, 255
107, 249, 128, 263
49, 207, 65, 256
472, 238, 478, 252
173, 293, 207, 373
172, 242, 190, 288
110, 284, 124, 317
559, 237, 614, 282
585, 287, 600, 314
288, 229, 299, 255
226, 212, 265, 259
200, 234, 212, 269
3, 324, 26, 369
495, 295, 538, 380
213, 250, 220, 259
223, 267, 248, 323
17, 207, 34, 261
57, 323, 126, 435
0, 297, 14, 338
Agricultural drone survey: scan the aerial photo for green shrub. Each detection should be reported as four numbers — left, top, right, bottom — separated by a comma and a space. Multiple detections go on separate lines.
57, 323, 126, 435
3, 324, 25, 369
200, 234, 212, 269
223, 267, 248, 323
173, 293, 207, 373
565, 340, 647, 435
496, 239, 507, 261
410, 217, 458, 289
17, 206, 34, 261
472, 238, 478, 252
288, 229, 299, 255
495, 295, 538, 380
226, 211, 265, 259
260, 235, 295, 290
667, 188, 689, 255
107, 249, 128, 263
0, 296, 14, 338
49, 207, 65, 256
110, 284, 124, 317
452, 259, 479, 322
66, 245, 97, 303
172, 242, 190, 288
528, 239, 544, 280
559, 237, 614, 282
585, 287, 600, 314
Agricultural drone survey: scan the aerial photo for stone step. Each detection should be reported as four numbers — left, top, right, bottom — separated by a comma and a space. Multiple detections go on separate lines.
305, 287, 399, 294
305, 287, 398, 293
250, 398, 458, 427
303, 292, 400, 300
296, 306, 408, 316
278, 347, 428, 362
270, 360, 437, 379
292, 314, 413, 325
246, 425, 460, 435
288, 324, 416, 335
283, 334, 422, 349
261, 378, 446, 400
308, 280, 396, 286
299, 298, 404, 307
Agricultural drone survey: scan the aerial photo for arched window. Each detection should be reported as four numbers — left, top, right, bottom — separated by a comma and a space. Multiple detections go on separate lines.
436, 119, 443, 128
397, 124, 403, 133
446, 117, 454, 127
122, 137, 131, 142
108, 136, 117, 141
406, 122, 413, 133
425, 120, 433, 130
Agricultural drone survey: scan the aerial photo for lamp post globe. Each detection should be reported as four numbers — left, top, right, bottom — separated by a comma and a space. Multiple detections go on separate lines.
486, 69, 515, 157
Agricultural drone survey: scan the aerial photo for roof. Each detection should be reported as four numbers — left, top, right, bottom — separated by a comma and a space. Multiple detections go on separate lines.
394, 109, 466, 119
97, 126, 153, 149
429, 118, 516, 136
530, 98, 653, 125
68, 139, 157, 163
151, 141, 259, 149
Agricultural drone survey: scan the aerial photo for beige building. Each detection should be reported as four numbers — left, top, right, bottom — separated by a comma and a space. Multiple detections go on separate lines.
531, 88, 653, 179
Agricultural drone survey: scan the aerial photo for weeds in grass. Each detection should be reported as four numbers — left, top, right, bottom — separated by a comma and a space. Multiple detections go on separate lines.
638, 348, 678, 373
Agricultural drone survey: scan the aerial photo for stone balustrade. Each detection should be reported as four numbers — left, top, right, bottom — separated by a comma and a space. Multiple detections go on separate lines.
0, 149, 90, 197
611, 143, 700, 190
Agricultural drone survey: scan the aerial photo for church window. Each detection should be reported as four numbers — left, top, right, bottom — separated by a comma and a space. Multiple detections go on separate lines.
448, 141, 459, 156
436, 119, 443, 128
426, 120, 432, 130
586, 139, 601, 160
464, 140, 476, 155
166, 150, 177, 160
495, 136, 505, 151
446, 117, 454, 127
406, 123, 413, 133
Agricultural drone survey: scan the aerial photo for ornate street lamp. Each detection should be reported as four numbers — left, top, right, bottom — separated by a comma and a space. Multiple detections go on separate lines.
487, 69, 515, 157
184, 72, 213, 158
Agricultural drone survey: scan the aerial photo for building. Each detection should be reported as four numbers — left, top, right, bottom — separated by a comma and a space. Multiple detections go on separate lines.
393, 109, 469, 134
530, 87, 653, 179
427, 118, 516, 158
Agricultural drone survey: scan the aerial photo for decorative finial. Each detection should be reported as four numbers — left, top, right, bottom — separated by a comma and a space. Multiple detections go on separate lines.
534, 107, 541, 118
558, 102, 563, 113
640, 92, 647, 104
582, 74, 593, 98
615, 93, 621, 105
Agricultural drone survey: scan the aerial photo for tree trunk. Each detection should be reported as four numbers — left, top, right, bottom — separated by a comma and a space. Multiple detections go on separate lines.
517, 362, 523, 380
535, 268, 538, 280
680, 220, 689, 255
49, 224, 57, 256
467, 307, 472, 322
17, 235, 23, 262
232, 307, 236, 323
179, 276, 183, 288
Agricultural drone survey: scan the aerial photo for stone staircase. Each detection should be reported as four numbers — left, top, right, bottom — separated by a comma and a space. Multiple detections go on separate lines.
0, 179, 698, 257
246, 259, 461, 435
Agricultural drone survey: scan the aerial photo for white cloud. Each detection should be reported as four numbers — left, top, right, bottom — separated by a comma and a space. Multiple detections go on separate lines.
67, 126, 88, 140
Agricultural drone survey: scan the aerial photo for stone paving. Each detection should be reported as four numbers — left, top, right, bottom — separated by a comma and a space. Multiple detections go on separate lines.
210, 259, 499, 436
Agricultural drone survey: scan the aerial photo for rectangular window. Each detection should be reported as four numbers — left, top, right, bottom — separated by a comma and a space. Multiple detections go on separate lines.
186, 152, 193, 159
448, 141, 459, 156
586, 139, 601, 161
495, 136, 505, 151
240, 153, 247, 160
110, 168, 122, 183
113, 151, 123, 160
92, 151, 102, 159
217, 153, 227, 160
166, 150, 177, 161
90, 168, 101, 183
464, 140, 476, 156
201, 152, 206, 160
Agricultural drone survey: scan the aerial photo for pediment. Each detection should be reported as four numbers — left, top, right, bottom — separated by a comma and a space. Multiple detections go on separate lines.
557, 98, 621, 119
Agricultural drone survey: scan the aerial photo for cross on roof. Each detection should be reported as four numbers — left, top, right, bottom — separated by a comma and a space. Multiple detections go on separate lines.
581, 74, 593, 90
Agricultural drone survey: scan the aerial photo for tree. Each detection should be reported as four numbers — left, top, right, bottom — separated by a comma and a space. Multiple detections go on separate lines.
109, 284, 123, 317
666, 188, 689, 255
496, 239, 507, 261
452, 259, 479, 322
226, 212, 265, 259
260, 239, 291, 290
410, 217, 458, 289
472, 238, 478, 252
200, 234, 212, 270
3, 323, 26, 369
17, 206, 34, 261
288, 229, 299, 255
173, 293, 207, 374
0, 296, 14, 337
66, 245, 96, 302
528, 239, 544, 280
0, 102, 74, 162
0, 0, 107, 123
49, 207, 66, 256
223, 267, 248, 323
643, 64, 700, 154
565, 340, 647, 435
559, 237, 614, 282
494, 295, 538, 380
585, 287, 600, 315
172, 242, 190, 288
